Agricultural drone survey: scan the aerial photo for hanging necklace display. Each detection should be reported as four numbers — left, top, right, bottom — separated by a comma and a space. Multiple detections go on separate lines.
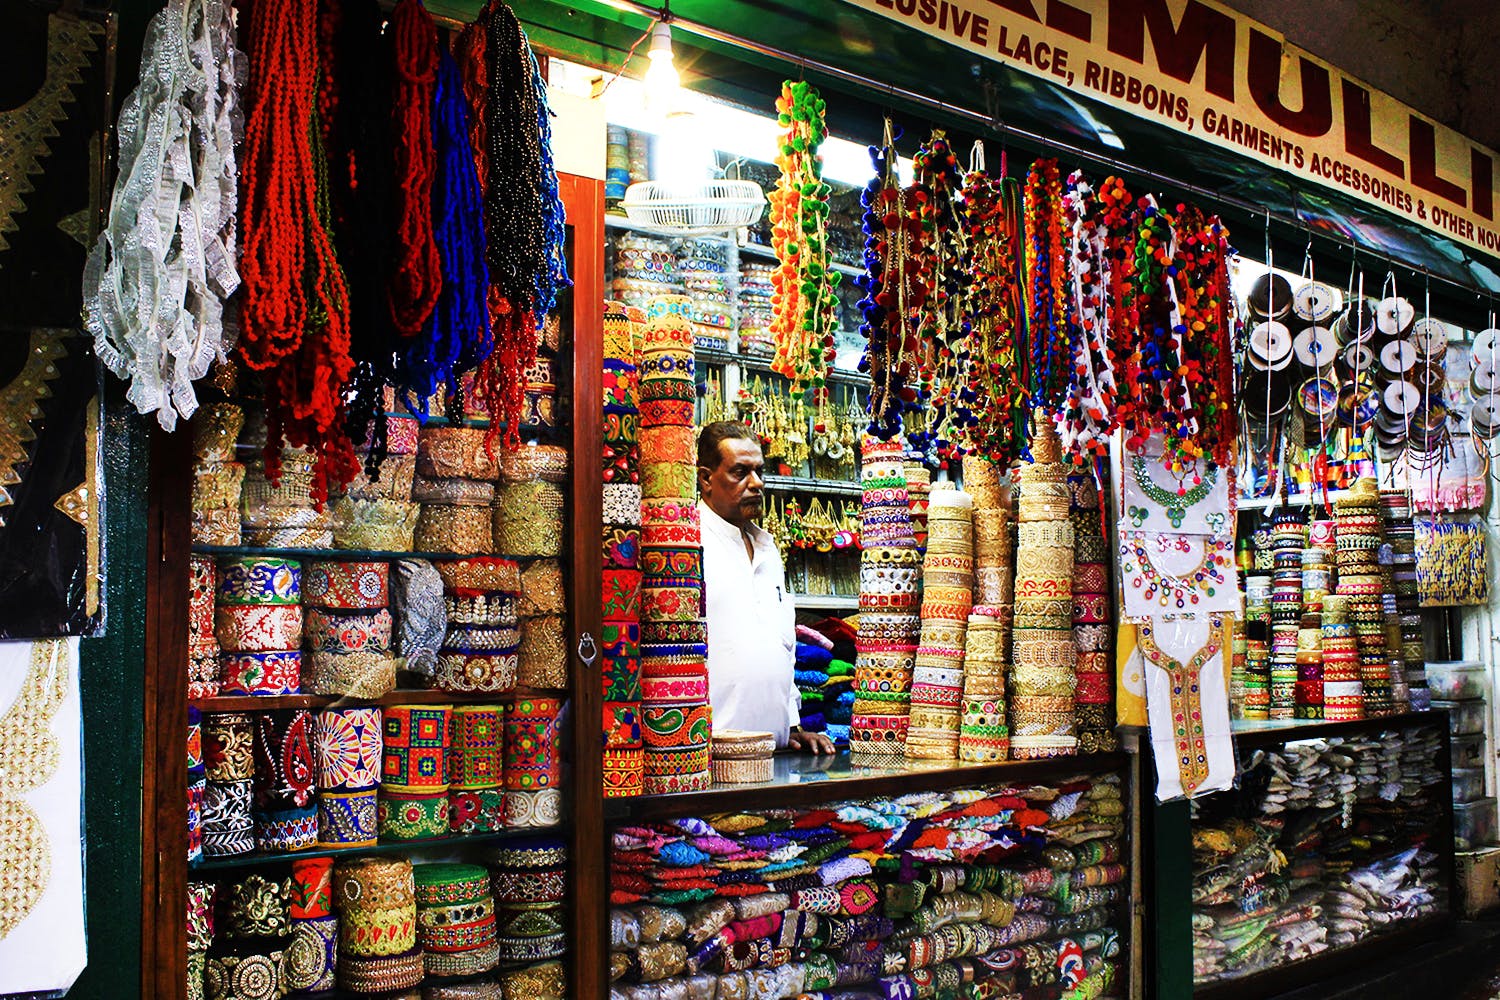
769, 80, 839, 400
1118, 530, 1237, 618
1139, 615, 1233, 799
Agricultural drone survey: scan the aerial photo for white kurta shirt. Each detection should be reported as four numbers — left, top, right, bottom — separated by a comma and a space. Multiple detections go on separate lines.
699, 500, 799, 747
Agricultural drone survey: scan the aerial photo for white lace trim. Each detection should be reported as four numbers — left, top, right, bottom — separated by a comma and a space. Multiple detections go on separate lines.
82, 0, 242, 431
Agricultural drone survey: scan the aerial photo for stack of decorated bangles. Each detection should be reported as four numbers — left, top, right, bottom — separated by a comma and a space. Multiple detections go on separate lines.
907, 485, 974, 761
379, 705, 452, 840
285, 857, 338, 993
302, 560, 397, 698
189, 555, 220, 698
851, 436, 921, 762
188, 708, 205, 862
191, 402, 245, 546
504, 697, 564, 827
415, 864, 500, 978
960, 453, 1013, 764
314, 706, 382, 848
1335, 477, 1390, 717
414, 425, 502, 556
489, 837, 568, 966
495, 444, 569, 559
1068, 474, 1117, 753
603, 300, 645, 799
637, 311, 711, 794
449, 705, 505, 834
214, 556, 302, 696
251, 709, 318, 852
202, 712, 255, 857
335, 857, 422, 993
436, 558, 522, 694
1008, 418, 1078, 759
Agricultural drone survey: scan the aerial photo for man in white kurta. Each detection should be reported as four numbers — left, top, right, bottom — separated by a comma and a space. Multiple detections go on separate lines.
697, 422, 834, 753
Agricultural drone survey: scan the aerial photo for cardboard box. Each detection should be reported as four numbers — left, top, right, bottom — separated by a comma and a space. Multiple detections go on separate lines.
1457, 847, 1500, 918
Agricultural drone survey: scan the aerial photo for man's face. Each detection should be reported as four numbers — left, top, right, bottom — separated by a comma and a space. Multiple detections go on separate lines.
699, 437, 765, 528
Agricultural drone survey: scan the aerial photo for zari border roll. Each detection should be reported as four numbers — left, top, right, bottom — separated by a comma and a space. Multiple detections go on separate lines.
448, 705, 504, 790
417, 426, 500, 481
216, 557, 301, 605
449, 788, 506, 834
417, 502, 496, 556
342, 452, 417, 502
215, 604, 303, 653
958, 696, 1009, 762
437, 557, 522, 593
318, 788, 378, 847
378, 789, 451, 841
413, 862, 491, 907
303, 649, 398, 699
303, 561, 390, 609
204, 712, 254, 782
435, 649, 519, 694
283, 914, 338, 993
494, 482, 565, 557
332, 497, 420, 552
337, 948, 425, 992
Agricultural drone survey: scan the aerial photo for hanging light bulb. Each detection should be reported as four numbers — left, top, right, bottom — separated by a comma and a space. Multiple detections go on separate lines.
643, 21, 680, 116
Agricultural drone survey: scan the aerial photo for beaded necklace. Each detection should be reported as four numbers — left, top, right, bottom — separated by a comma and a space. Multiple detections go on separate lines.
386, 0, 440, 339
1022, 158, 1073, 415
770, 81, 839, 400
1118, 531, 1229, 609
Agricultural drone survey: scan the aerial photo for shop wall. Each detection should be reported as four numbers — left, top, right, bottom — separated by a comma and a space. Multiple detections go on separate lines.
1226, 0, 1500, 151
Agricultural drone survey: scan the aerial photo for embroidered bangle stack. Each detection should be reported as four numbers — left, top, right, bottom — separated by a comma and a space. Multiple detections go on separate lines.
190, 404, 246, 546
1068, 474, 1117, 752
215, 556, 302, 695
251, 709, 318, 853
202, 712, 255, 857
449, 705, 505, 834
414, 863, 499, 978
1008, 418, 1078, 759
906, 486, 973, 760
1296, 535, 1330, 721
1265, 510, 1306, 721
379, 705, 452, 840
1328, 478, 1381, 719
637, 311, 710, 794
851, 436, 921, 762
437, 557, 521, 694
302, 560, 397, 698
1240, 570, 1272, 720
335, 856, 422, 992
504, 697, 563, 825
189, 554, 220, 699
314, 707, 382, 847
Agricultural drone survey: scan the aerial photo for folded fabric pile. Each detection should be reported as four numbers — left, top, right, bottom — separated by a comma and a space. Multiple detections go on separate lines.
1191, 725, 1446, 986
810, 618, 857, 746
794, 625, 835, 735
607, 771, 1127, 999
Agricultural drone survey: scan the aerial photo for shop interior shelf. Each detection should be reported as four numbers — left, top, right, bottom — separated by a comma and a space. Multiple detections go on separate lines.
1228, 709, 1446, 751
695, 344, 872, 386
794, 594, 860, 611
1236, 492, 1330, 511
190, 687, 566, 712
736, 237, 863, 276
605, 749, 1130, 821
762, 474, 863, 497
192, 544, 553, 563
188, 827, 559, 872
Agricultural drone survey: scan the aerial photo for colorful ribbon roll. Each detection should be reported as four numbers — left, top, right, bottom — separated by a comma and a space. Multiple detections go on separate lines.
448, 705, 504, 790
218, 650, 301, 695
215, 603, 303, 652
503, 698, 562, 791
304, 607, 394, 654
303, 560, 390, 608
449, 788, 506, 834
315, 707, 383, 791
251, 709, 315, 809
216, 557, 301, 605
378, 789, 451, 841
317, 788, 378, 847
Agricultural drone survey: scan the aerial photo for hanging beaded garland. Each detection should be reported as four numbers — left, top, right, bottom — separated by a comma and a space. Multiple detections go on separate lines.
1022, 158, 1076, 417
386, 0, 441, 340
769, 81, 840, 399
1055, 172, 1121, 471
908, 131, 968, 467
1170, 205, 1235, 471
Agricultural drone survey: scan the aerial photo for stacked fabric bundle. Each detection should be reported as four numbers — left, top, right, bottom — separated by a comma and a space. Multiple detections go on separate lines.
823, 657, 855, 746
907, 485, 974, 759
677, 238, 734, 351
850, 436, 921, 761
737, 261, 775, 356
412, 425, 501, 556
489, 837, 569, 972
415, 863, 499, 978
1068, 474, 1115, 752
793, 624, 834, 736
493, 443, 568, 561
710, 730, 775, 784
334, 412, 421, 552
904, 459, 931, 552
1381, 490, 1429, 709
1268, 513, 1305, 720
335, 857, 423, 993
202, 712, 255, 857
191, 402, 245, 546
503, 697, 564, 828
1009, 420, 1078, 759
251, 709, 317, 852
606, 771, 1128, 999
215, 556, 302, 697
314, 707, 382, 848
637, 311, 712, 793
302, 560, 397, 698
448, 705, 505, 834
379, 705, 452, 841
1334, 478, 1388, 715
435, 558, 522, 695
204, 873, 293, 997
188, 555, 219, 698
603, 300, 645, 798
188, 709, 205, 862
287, 857, 338, 992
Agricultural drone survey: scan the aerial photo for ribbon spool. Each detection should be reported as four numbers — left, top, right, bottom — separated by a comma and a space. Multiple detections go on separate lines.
1411, 406, 1449, 451
1471, 397, 1500, 439
1381, 379, 1422, 417
1296, 376, 1340, 423
1471, 362, 1500, 396
1410, 318, 1448, 360
1377, 339, 1417, 380
1241, 370, 1292, 418
1471, 328, 1500, 369
1246, 272, 1292, 319
1336, 377, 1379, 431
1339, 342, 1375, 375
1246, 321, 1293, 371
1336, 299, 1378, 344
1291, 326, 1337, 371
1375, 295, 1416, 337
1292, 280, 1339, 322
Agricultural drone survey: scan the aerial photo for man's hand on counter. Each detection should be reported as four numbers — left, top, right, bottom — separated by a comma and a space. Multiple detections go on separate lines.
787, 729, 836, 756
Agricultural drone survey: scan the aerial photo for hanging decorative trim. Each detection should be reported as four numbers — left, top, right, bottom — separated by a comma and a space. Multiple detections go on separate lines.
1056, 172, 1120, 470
84, 0, 241, 431
387, 0, 441, 340
399, 47, 491, 403
473, 1, 570, 448
955, 147, 1026, 467
770, 80, 839, 399
857, 123, 923, 441
238, 0, 357, 503
1172, 206, 1235, 471
909, 131, 967, 467
1023, 157, 1075, 416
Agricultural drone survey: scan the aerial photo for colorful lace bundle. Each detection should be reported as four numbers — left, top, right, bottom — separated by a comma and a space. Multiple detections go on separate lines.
1171, 206, 1235, 471
769, 81, 840, 399
237, 0, 357, 503
857, 135, 920, 440
1055, 172, 1121, 469
908, 132, 968, 466
1022, 158, 1076, 417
